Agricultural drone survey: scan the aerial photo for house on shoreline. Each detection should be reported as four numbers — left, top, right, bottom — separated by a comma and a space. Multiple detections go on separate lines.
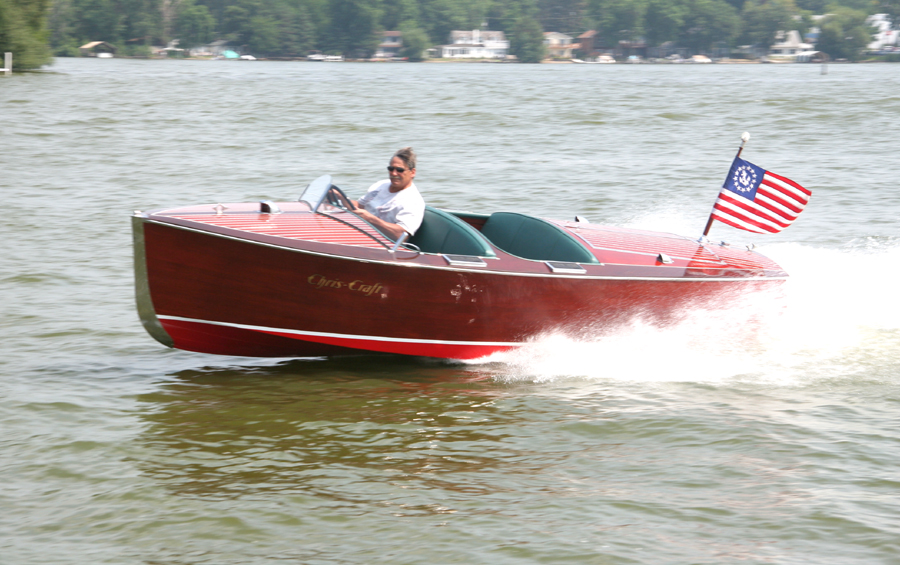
769, 30, 813, 58
435, 30, 509, 59
867, 14, 899, 50
374, 31, 403, 59
79, 42, 116, 57
578, 30, 598, 58
543, 32, 575, 59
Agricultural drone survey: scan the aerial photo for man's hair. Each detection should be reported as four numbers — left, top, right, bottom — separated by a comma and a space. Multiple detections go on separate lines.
393, 147, 416, 170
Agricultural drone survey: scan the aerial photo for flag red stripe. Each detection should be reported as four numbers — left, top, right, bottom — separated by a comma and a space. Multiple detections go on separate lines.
759, 175, 808, 211
713, 200, 782, 233
711, 209, 776, 234
716, 193, 790, 229
754, 191, 801, 220
712, 214, 771, 234
760, 176, 809, 206
713, 208, 780, 234
760, 178, 810, 207
765, 170, 811, 197
757, 187, 804, 216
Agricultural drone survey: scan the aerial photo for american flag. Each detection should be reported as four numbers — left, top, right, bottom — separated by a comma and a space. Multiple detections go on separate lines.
711, 157, 811, 234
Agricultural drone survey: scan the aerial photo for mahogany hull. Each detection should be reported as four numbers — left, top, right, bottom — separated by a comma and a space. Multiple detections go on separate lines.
133, 206, 785, 360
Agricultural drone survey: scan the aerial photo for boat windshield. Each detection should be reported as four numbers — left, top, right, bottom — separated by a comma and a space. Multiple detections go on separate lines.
299, 174, 333, 212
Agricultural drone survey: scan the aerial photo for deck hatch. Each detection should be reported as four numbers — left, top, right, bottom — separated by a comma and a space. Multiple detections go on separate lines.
443, 254, 488, 267
545, 261, 587, 274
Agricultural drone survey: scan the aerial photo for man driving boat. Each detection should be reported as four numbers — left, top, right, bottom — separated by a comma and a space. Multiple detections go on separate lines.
334, 147, 425, 241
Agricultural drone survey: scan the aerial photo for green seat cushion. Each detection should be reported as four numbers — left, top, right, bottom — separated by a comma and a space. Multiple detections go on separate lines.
480, 212, 598, 263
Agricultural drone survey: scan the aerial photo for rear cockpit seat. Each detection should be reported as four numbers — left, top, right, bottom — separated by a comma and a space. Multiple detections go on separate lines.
479, 212, 599, 264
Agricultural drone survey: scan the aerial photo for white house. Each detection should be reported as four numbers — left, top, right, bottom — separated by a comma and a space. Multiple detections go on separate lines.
438, 30, 508, 59
867, 14, 898, 50
769, 30, 812, 57
543, 32, 574, 58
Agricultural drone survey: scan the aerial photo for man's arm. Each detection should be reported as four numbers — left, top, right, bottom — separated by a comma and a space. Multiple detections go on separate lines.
353, 208, 407, 241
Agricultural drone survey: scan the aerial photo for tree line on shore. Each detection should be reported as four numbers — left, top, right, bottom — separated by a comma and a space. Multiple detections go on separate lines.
1, 0, 898, 68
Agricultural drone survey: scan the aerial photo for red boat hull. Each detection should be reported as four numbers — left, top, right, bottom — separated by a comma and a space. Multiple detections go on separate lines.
133, 204, 785, 360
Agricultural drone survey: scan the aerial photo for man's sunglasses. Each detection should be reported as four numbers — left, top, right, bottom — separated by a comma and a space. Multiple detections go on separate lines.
387, 166, 408, 173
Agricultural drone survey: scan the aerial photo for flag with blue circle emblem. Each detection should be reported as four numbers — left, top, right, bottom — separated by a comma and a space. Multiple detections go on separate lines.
711, 157, 811, 234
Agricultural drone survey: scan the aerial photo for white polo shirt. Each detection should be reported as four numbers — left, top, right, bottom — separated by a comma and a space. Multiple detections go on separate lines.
358, 180, 425, 236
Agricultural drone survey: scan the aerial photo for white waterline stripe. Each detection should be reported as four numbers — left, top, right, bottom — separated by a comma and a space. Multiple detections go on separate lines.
158, 315, 524, 347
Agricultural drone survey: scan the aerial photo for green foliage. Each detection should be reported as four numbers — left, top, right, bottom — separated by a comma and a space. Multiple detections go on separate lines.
587, 0, 647, 44
584, 0, 741, 51
794, 0, 831, 10
830, 0, 878, 12
382, 0, 420, 31
220, 3, 248, 41
327, 0, 381, 56
47, 0, 161, 51
677, 0, 740, 50
121, 41, 151, 55
509, 13, 546, 61
118, 0, 162, 45
741, 0, 797, 49
537, 0, 585, 34
52, 38, 79, 54
879, 0, 900, 29
247, 15, 279, 53
398, 22, 429, 59
643, 0, 688, 45
0, 0, 53, 68
72, 0, 121, 41
419, 0, 486, 45
793, 10, 814, 38
815, 7, 875, 60
28, 0, 897, 61
175, 0, 215, 49
278, 4, 315, 55
47, 0, 72, 47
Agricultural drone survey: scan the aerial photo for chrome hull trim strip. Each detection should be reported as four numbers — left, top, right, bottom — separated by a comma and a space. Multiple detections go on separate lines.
157, 315, 525, 348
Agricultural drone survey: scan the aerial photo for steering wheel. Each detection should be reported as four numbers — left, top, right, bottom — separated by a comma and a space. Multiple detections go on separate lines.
326, 185, 355, 211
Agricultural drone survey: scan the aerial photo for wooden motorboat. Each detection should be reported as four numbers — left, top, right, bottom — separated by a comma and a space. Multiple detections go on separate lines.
132, 176, 787, 360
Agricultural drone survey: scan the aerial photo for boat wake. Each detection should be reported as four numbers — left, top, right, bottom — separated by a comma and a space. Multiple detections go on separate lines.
469, 239, 900, 385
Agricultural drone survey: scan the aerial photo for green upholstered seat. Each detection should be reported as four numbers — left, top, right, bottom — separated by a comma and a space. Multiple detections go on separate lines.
479, 212, 599, 263
408, 207, 496, 257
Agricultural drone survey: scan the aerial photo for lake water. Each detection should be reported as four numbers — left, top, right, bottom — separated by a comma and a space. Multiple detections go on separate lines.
2, 58, 899, 564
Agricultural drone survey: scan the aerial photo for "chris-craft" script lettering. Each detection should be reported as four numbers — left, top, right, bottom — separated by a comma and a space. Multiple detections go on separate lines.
307, 274, 384, 297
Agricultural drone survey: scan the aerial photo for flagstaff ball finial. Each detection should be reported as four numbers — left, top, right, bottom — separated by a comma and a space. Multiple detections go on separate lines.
741, 131, 751, 143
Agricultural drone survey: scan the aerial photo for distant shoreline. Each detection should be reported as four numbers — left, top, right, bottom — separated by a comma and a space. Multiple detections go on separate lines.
94, 56, 893, 65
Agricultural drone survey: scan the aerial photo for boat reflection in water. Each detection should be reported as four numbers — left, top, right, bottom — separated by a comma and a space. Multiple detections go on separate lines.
132, 175, 787, 360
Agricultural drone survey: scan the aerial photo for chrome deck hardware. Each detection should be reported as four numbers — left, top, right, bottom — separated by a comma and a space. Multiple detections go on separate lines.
443, 255, 488, 267
260, 201, 282, 214
546, 261, 587, 274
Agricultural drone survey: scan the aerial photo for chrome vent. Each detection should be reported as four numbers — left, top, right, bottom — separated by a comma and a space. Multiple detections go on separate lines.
443, 255, 488, 267
546, 261, 587, 274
